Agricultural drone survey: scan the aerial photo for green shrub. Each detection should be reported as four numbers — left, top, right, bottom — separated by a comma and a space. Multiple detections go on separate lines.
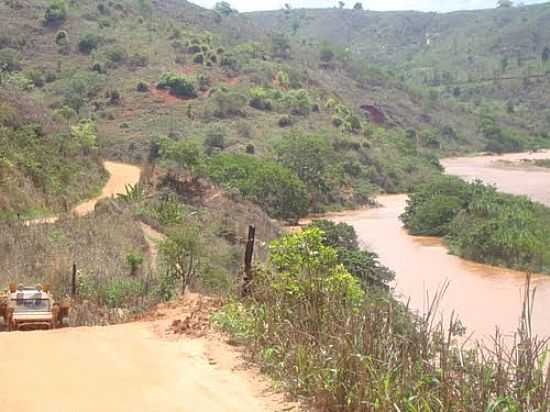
207, 153, 308, 221
157, 72, 197, 98
210, 89, 247, 118
128, 52, 148, 68
401, 175, 550, 272
204, 128, 225, 153
136, 81, 149, 92
78, 33, 101, 54
25, 69, 45, 88
44, 0, 66, 25
4, 72, 34, 91
283, 89, 312, 116
55, 30, 68, 46
80, 276, 145, 308
278, 115, 292, 127
306, 220, 394, 286
126, 253, 144, 276
103, 46, 127, 65
0, 48, 20, 72
62, 71, 104, 112
275, 132, 343, 206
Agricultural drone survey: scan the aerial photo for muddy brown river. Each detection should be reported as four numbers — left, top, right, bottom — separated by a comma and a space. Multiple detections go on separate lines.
329, 151, 550, 340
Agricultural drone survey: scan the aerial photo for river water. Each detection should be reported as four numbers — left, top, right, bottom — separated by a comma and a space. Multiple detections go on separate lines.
328, 151, 550, 340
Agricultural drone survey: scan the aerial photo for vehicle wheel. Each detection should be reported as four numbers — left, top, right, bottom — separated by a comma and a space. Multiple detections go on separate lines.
6, 309, 13, 332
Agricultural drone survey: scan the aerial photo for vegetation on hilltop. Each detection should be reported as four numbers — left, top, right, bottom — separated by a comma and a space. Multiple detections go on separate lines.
249, 3, 550, 146
401, 175, 550, 272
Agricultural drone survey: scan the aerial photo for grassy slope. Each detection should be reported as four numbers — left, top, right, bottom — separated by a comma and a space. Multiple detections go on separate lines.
4, 0, 547, 219
249, 4, 550, 136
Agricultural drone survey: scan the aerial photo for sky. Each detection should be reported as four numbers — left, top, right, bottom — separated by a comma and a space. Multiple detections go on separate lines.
190, 0, 548, 13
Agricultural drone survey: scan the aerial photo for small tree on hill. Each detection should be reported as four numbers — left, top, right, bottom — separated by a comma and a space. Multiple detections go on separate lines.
338, 1, 345, 9
272, 33, 291, 59
353, 2, 363, 10
215, 1, 237, 16
44, 0, 66, 25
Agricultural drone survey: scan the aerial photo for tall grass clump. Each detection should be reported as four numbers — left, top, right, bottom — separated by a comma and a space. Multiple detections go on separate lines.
213, 229, 550, 411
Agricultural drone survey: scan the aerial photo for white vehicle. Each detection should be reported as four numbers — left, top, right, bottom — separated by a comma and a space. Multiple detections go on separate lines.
1, 284, 69, 331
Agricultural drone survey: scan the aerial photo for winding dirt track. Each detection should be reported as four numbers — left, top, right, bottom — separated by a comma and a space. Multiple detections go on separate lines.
2, 162, 294, 412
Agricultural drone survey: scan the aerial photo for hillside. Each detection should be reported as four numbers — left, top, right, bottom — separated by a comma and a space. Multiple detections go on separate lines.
249, 3, 550, 135
1, 0, 528, 222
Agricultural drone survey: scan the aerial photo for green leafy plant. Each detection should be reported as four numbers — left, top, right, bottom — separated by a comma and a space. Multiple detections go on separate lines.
157, 72, 197, 98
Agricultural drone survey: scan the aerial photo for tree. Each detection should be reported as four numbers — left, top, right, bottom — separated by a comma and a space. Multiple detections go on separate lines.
70, 121, 98, 155
307, 220, 358, 250
157, 72, 196, 98
320, 42, 335, 63
160, 225, 203, 293
542, 47, 550, 63
44, 0, 66, 25
353, 2, 363, 10
272, 33, 291, 59
338, 1, 345, 9
215, 1, 237, 16
206, 153, 308, 221
275, 133, 342, 205
497, 0, 513, 7
159, 137, 203, 178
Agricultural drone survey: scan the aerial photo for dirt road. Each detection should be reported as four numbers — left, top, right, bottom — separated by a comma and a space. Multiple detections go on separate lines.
74, 161, 141, 215
24, 161, 141, 225
4, 162, 296, 412
0, 301, 296, 412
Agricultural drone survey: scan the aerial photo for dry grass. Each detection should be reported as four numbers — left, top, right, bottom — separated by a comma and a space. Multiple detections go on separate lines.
0, 208, 148, 299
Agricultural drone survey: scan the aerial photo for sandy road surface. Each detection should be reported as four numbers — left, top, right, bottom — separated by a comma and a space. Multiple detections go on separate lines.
24, 161, 141, 224
0, 310, 295, 412
73, 161, 142, 216
5, 162, 297, 412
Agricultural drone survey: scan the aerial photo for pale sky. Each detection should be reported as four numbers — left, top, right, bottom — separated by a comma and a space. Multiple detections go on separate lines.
190, 0, 548, 13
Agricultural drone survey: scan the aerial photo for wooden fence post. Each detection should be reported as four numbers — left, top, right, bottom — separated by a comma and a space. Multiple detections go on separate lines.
71, 263, 77, 298
242, 225, 256, 296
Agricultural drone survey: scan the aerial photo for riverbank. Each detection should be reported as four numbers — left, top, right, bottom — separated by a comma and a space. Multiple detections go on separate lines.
323, 151, 550, 339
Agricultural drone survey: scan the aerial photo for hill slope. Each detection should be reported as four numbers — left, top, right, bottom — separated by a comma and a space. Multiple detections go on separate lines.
249, 4, 550, 134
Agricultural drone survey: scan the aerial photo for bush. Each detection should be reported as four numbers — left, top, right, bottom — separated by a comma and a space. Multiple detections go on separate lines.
214, 228, 550, 411
63, 71, 105, 112
25, 68, 45, 88
275, 133, 343, 206
306, 220, 394, 286
136, 81, 149, 92
78, 33, 101, 54
278, 115, 292, 127
44, 0, 66, 25
210, 89, 247, 118
204, 128, 225, 153
0, 48, 20, 72
284, 89, 312, 116
207, 153, 308, 221
55, 30, 68, 46
128, 52, 148, 68
104, 46, 127, 66
157, 72, 197, 98
401, 175, 550, 272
